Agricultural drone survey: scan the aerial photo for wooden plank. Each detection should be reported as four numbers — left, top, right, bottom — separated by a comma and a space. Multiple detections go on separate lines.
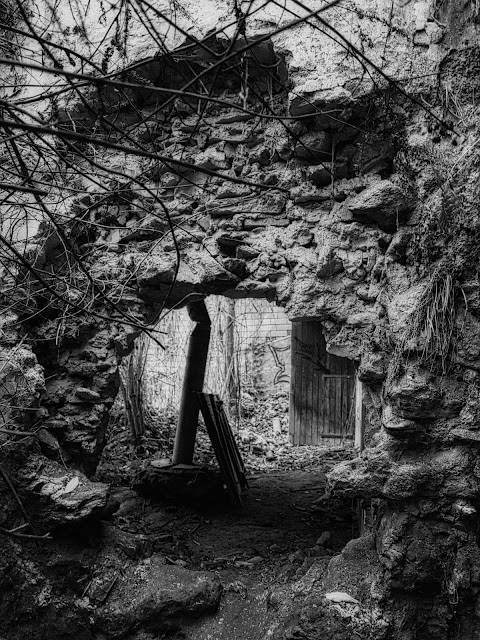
313, 345, 320, 446
292, 322, 300, 445
206, 395, 241, 477
196, 393, 245, 507
300, 323, 306, 446
316, 325, 326, 443
354, 377, 364, 451
206, 394, 244, 504
296, 324, 303, 445
334, 376, 341, 438
312, 323, 318, 443
213, 395, 247, 483
296, 322, 304, 445
291, 322, 303, 445
322, 374, 354, 378
341, 364, 349, 437
331, 377, 337, 436
324, 376, 331, 442
305, 322, 313, 445
305, 322, 311, 445
338, 358, 345, 436
289, 322, 297, 445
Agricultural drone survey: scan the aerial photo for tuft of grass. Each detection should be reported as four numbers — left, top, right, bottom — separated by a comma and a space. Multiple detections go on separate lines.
407, 270, 457, 374
390, 105, 480, 380
388, 270, 460, 381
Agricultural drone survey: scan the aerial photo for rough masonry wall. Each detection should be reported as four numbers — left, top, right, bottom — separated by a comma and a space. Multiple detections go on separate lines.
2, 1, 480, 638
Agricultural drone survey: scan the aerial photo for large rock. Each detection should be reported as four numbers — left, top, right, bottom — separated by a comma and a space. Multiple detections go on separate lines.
118, 213, 169, 243
328, 446, 475, 503
388, 368, 465, 420
358, 351, 386, 384
348, 181, 411, 233
23, 464, 109, 528
382, 404, 418, 434
96, 556, 222, 638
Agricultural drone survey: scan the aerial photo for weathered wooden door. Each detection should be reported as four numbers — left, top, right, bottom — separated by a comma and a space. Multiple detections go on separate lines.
289, 322, 356, 446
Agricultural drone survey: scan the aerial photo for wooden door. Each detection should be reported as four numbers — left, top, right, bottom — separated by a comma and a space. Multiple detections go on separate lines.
289, 321, 356, 446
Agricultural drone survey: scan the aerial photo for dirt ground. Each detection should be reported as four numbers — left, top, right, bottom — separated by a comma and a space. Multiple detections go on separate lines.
0, 400, 360, 640
103, 457, 357, 639
89, 396, 359, 639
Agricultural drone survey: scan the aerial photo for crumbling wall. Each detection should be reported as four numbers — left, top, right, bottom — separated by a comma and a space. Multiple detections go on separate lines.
3, 1, 480, 637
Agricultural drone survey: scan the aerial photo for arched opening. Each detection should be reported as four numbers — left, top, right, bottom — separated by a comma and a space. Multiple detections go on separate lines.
99, 294, 362, 478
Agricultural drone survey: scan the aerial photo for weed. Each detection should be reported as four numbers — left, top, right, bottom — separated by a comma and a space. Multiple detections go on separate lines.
389, 103, 480, 378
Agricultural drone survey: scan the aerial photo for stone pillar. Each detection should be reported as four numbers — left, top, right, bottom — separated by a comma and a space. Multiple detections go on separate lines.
173, 300, 211, 465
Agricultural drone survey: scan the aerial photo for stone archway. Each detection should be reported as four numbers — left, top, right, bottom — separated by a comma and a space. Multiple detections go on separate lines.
2, 4, 480, 638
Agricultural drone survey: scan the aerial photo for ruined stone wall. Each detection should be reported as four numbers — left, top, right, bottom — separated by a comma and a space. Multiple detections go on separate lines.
3, 1, 480, 637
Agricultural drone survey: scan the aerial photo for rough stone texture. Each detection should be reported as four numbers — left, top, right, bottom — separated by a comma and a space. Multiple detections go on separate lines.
96, 556, 222, 638
347, 180, 411, 233
0, 344, 45, 432
3, 0, 480, 637
24, 468, 110, 528
0, 437, 109, 531
263, 535, 387, 639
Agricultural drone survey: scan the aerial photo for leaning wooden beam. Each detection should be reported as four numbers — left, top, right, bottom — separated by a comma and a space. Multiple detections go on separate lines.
197, 393, 247, 507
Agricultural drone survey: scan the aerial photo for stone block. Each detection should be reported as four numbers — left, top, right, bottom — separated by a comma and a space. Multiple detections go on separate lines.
25, 467, 109, 527
348, 180, 411, 233
243, 216, 289, 230
289, 86, 353, 118
358, 351, 386, 384
236, 245, 260, 259
388, 369, 464, 420
74, 387, 101, 403
209, 195, 286, 218
118, 214, 168, 243
222, 258, 246, 279
294, 131, 332, 163
294, 228, 314, 247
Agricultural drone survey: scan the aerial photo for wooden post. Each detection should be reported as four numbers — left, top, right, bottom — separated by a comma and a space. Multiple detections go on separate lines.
354, 376, 364, 451
173, 300, 211, 465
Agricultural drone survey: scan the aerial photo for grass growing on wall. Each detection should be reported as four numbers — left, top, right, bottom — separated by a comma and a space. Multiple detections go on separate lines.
391, 108, 480, 378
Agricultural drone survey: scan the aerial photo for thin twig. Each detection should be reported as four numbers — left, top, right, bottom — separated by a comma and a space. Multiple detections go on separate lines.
0, 428, 36, 436
0, 525, 50, 540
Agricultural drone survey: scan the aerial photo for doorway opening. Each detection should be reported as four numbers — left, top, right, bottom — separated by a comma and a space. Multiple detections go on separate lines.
99, 295, 364, 486
290, 322, 363, 449
138, 298, 363, 459
95, 296, 362, 640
